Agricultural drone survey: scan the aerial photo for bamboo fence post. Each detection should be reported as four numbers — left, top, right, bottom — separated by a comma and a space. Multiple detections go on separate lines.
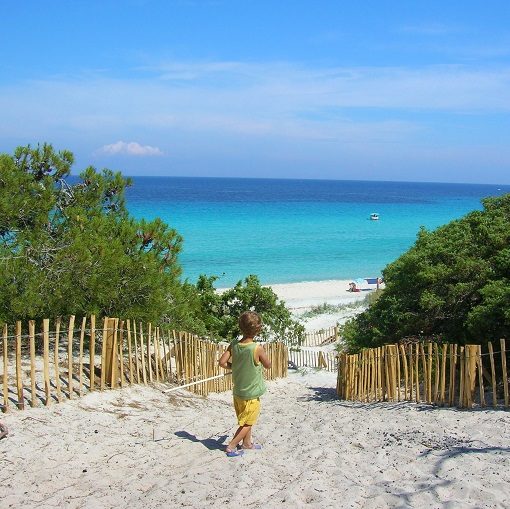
147, 322, 157, 382
100, 317, 109, 391
377, 347, 383, 401
459, 346, 465, 408
360, 350, 366, 402
488, 342, 497, 406
466, 345, 478, 408
420, 343, 428, 403
155, 326, 162, 380
160, 328, 168, 381
146, 323, 153, 383
371, 348, 377, 402
464, 346, 471, 408
427, 343, 433, 404
133, 321, 141, 384
185, 332, 191, 383
172, 331, 180, 383
43, 319, 51, 405
341, 353, 348, 399
67, 315, 75, 399
15, 321, 24, 410
400, 344, 408, 402
433, 343, 440, 403
165, 330, 172, 380
126, 320, 134, 385
110, 318, 119, 388
365, 350, 370, 401
2, 324, 9, 412
391, 345, 397, 401
355, 353, 360, 399
154, 327, 163, 382
335, 351, 339, 397
205, 342, 211, 394
448, 344, 455, 407
78, 317, 86, 396
501, 338, 509, 407
477, 345, 485, 407
395, 345, 401, 402
54, 318, 62, 403
196, 335, 201, 389
200, 339, 207, 396
349, 355, 355, 400
186, 333, 192, 387
139, 322, 147, 385
384, 346, 391, 401
29, 320, 36, 407
118, 320, 125, 388
439, 345, 448, 405
89, 315, 96, 392
414, 344, 420, 402
347, 355, 356, 401
366, 348, 375, 402
408, 345, 414, 401
354, 352, 359, 399
166, 330, 173, 380
356, 351, 365, 401
344, 355, 350, 399
178, 331, 185, 383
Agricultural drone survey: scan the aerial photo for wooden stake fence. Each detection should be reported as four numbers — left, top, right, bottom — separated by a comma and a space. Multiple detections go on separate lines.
301, 326, 338, 347
337, 341, 510, 409
288, 348, 338, 371
0, 316, 288, 411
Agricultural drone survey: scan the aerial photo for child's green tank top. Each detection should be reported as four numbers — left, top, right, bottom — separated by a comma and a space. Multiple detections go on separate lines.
231, 340, 267, 400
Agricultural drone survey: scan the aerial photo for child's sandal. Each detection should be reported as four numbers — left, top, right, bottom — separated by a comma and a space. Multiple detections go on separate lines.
243, 443, 262, 450
226, 448, 244, 457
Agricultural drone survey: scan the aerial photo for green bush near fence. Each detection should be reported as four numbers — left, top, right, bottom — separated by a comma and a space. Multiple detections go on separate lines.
342, 193, 510, 351
0, 144, 303, 343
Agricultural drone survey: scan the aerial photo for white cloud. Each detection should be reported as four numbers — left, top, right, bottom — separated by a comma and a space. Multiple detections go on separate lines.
97, 141, 163, 156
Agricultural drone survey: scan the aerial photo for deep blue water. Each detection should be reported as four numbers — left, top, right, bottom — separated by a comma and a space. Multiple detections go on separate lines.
123, 177, 509, 286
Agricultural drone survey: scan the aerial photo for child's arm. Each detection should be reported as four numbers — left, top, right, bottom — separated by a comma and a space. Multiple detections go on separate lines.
255, 345, 272, 369
218, 345, 232, 369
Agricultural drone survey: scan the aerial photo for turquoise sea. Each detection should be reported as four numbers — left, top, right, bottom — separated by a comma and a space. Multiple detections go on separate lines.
125, 178, 510, 287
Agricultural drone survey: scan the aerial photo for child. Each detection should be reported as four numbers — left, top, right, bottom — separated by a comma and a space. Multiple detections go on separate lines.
218, 311, 272, 457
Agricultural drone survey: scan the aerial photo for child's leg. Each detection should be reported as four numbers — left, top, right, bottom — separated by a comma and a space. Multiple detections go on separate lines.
242, 425, 253, 447
226, 425, 252, 451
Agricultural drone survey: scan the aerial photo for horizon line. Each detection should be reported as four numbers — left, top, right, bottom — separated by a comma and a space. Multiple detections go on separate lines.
68, 173, 509, 188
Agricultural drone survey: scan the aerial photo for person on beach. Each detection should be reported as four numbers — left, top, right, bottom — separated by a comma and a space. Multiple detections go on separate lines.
348, 281, 360, 292
218, 311, 272, 457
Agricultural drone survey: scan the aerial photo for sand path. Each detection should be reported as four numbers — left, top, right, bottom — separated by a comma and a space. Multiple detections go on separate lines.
1, 370, 510, 508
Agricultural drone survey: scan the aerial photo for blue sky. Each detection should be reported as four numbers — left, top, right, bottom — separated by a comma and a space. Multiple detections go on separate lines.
1, 0, 509, 183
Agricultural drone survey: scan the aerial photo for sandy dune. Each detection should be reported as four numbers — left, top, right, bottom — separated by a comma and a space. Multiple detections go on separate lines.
2, 368, 509, 508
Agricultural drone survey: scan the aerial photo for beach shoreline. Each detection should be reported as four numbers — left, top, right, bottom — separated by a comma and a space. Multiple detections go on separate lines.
221, 278, 380, 331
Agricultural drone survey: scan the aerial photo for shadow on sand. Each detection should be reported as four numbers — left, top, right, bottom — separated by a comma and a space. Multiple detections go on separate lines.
174, 430, 228, 451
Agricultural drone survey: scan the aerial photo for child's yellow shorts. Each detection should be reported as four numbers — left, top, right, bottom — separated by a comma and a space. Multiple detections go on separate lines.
233, 396, 261, 426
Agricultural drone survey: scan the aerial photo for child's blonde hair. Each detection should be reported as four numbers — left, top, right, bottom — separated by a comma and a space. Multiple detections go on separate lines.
239, 311, 262, 337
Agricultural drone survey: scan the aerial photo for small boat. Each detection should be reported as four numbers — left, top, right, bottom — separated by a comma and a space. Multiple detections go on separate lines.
370, 212, 380, 220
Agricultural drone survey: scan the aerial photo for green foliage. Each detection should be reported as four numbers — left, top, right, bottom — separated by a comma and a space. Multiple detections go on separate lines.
0, 144, 302, 345
343, 194, 510, 352
0, 143, 183, 323
172, 274, 305, 345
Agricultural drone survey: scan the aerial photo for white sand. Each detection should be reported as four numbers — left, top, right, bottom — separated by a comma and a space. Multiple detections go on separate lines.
2, 370, 509, 508
267, 279, 378, 332
220, 278, 380, 332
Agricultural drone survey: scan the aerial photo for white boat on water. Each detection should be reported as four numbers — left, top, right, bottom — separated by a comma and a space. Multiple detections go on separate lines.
370, 212, 380, 220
